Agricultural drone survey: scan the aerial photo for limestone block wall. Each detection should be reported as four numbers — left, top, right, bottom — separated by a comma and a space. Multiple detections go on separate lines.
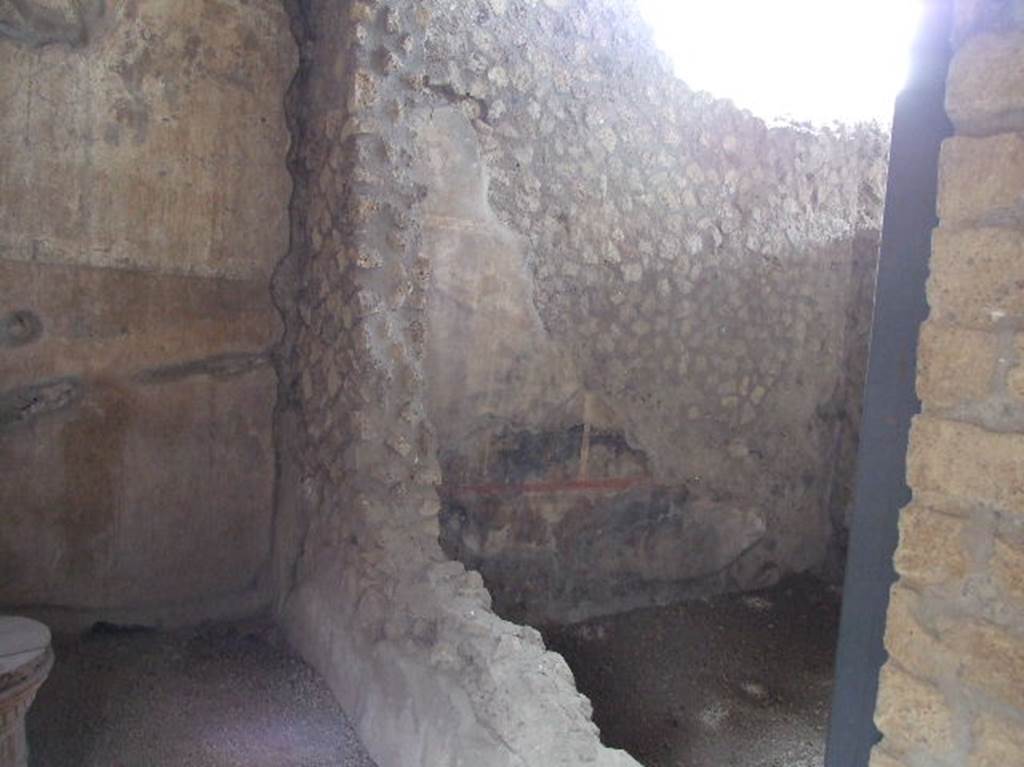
0, 0, 295, 626
871, 3, 1024, 765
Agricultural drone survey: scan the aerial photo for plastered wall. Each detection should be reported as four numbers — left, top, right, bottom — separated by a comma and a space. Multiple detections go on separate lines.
870, 2, 1024, 765
0, 0, 295, 625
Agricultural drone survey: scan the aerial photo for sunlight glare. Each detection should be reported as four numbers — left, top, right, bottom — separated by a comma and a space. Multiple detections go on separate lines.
633, 0, 926, 125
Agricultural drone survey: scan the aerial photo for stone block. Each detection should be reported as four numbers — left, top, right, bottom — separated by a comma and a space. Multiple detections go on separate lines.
951, 620, 1024, 708
916, 322, 998, 406
908, 416, 1024, 515
929, 227, 1024, 326
884, 583, 951, 678
874, 663, 955, 754
948, 32, 1024, 134
970, 713, 1024, 767
993, 536, 1024, 605
938, 134, 1024, 226
954, 0, 1024, 46
894, 505, 969, 585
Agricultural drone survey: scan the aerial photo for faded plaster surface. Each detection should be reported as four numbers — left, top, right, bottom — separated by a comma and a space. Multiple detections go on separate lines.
418, 0, 887, 622
419, 106, 779, 623
419, 107, 581, 447
0, 0, 293, 279
0, 0, 296, 624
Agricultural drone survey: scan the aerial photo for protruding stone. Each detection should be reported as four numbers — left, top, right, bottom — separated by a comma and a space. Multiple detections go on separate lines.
874, 664, 955, 754
908, 416, 1024, 515
929, 228, 1024, 326
916, 322, 998, 406
938, 134, 1024, 226
893, 504, 969, 585
948, 32, 1024, 134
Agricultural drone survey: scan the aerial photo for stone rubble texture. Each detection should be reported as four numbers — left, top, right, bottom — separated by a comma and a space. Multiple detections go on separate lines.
870, 1, 1024, 765
9, 0, 1022, 766
273, 0, 887, 763
419, 0, 887, 623
273, 1, 636, 763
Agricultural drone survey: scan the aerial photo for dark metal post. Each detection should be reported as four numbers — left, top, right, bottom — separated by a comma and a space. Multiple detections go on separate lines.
824, 3, 954, 766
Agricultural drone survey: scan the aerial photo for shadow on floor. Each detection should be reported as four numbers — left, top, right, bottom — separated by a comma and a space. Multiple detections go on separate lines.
543, 575, 842, 767
28, 620, 377, 767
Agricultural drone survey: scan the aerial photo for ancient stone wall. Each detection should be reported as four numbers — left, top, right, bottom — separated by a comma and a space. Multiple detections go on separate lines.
418, 0, 888, 623
274, 0, 887, 763
0, 0, 295, 626
274, 1, 639, 764
871, 2, 1024, 765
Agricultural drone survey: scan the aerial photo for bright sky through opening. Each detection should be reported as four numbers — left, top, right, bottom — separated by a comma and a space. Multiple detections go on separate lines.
634, 0, 926, 126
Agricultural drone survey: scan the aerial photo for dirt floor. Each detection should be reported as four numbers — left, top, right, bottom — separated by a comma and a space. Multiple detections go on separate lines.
27, 620, 377, 767
543, 575, 842, 767
27, 580, 839, 767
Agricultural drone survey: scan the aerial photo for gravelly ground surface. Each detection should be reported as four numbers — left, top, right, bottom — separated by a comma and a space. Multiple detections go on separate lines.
28, 620, 378, 767
543, 575, 842, 767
